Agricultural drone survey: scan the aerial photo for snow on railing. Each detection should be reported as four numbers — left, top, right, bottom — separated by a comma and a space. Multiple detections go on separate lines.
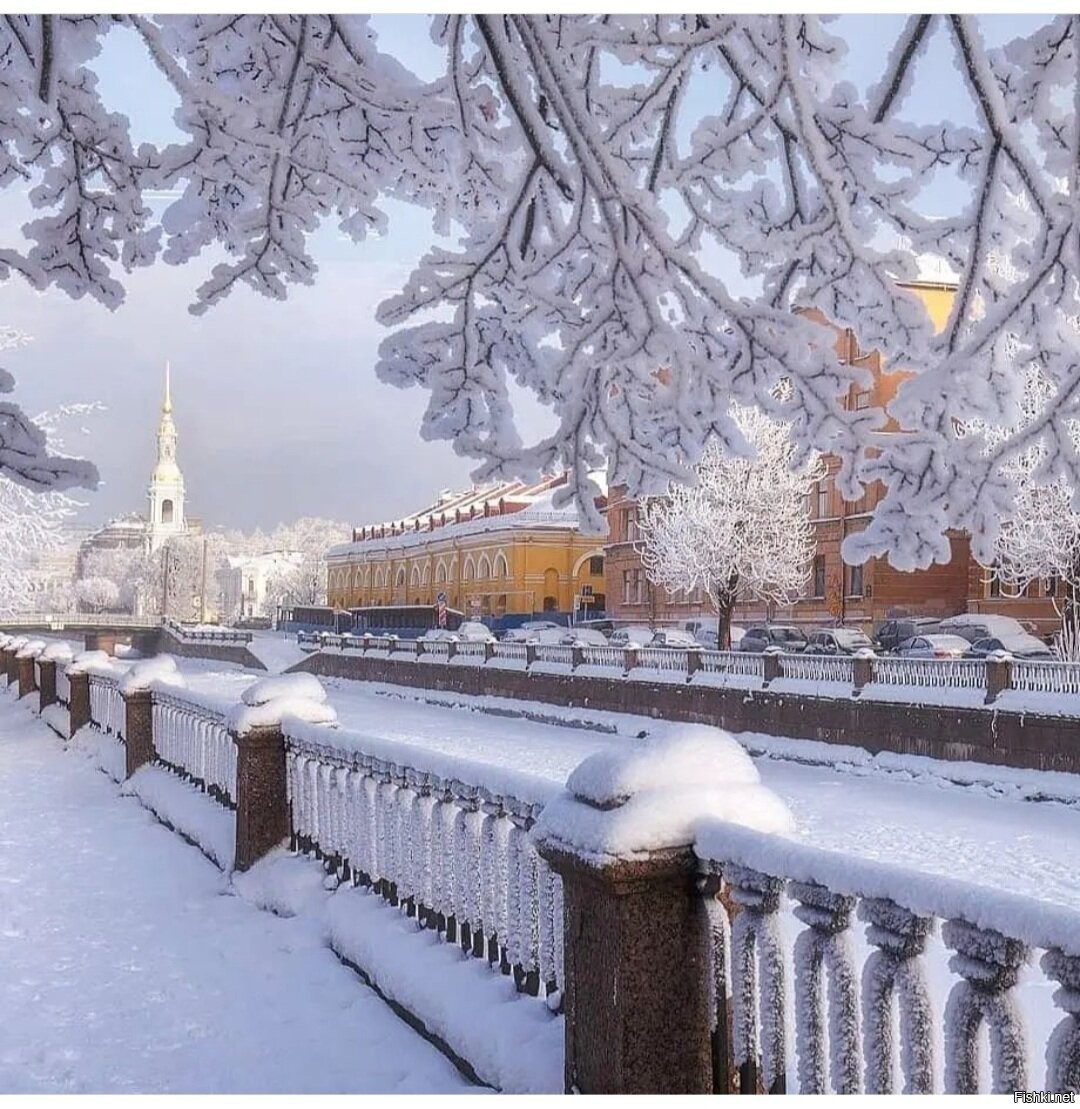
871, 656, 985, 689
700, 650, 764, 678
88, 673, 125, 739
420, 640, 452, 661
284, 724, 563, 1000
694, 819, 1080, 1095
452, 641, 488, 662
535, 644, 574, 667
163, 618, 252, 645
0, 613, 161, 629
1010, 659, 1080, 697
635, 646, 688, 671
581, 644, 624, 669
151, 690, 236, 808
778, 653, 855, 684
492, 641, 528, 663
56, 665, 70, 706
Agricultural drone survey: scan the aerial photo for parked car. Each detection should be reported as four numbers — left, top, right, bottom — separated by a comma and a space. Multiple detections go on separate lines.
609, 625, 656, 649
804, 628, 875, 655
896, 634, 972, 659
456, 621, 496, 643
418, 628, 460, 644
964, 634, 1054, 660
680, 618, 744, 650
647, 628, 700, 649
529, 627, 570, 645
738, 625, 808, 653
501, 620, 561, 643
874, 616, 941, 654
936, 614, 1029, 644
559, 628, 610, 647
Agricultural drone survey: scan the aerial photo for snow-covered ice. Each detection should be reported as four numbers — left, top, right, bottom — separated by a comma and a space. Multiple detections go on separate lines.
0, 696, 476, 1093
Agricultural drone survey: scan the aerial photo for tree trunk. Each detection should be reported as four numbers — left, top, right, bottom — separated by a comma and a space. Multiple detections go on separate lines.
715, 575, 738, 650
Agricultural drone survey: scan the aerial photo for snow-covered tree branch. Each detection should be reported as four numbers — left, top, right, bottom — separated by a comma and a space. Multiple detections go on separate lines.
3, 15, 1080, 568
637, 404, 824, 648
0, 397, 100, 614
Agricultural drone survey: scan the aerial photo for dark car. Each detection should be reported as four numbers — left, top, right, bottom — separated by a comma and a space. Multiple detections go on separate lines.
874, 616, 941, 654
805, 628, 875, 655
738, 625, 808, 653
964, 634, 1054, 660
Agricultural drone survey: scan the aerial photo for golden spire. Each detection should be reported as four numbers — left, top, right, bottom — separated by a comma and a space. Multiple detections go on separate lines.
163, 360, 172, 414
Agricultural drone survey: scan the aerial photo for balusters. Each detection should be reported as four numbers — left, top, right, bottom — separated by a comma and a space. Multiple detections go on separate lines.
859, 897, 934, 1094
1042, 949, 1080, 1093
943, 919, 1028, 1094
727, 864, 787, 1095
791, 880, 860, 1094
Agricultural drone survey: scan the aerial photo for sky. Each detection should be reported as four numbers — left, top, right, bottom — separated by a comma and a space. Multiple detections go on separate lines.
0, 13, 1048, 533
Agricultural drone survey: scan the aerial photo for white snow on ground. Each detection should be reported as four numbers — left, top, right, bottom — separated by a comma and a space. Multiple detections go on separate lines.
295, 679, 1080, 912
125, 764, 236, 871
235, 850, 562, 1092
0, 698, 476, 1094
246, 631, 309, 673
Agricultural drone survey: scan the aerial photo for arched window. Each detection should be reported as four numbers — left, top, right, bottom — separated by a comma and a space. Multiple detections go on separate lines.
477, 555, 491, 580
395, 566, 406, 587
493, 553, 509, 579
435, 562, 448, 584
462, 558, 474, 582
161, 499, 174, 524
421, 564, 430, 585
410, 565, 421, 587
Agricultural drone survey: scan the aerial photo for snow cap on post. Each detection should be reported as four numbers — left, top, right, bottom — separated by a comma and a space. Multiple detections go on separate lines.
67, 649, 115, 675
15, 638, 47, 659
6, 635, 28, 651
532, 723, 794, 866
119, 654, 186, 695
229, 673, 336, 735
41, 641, 76, 663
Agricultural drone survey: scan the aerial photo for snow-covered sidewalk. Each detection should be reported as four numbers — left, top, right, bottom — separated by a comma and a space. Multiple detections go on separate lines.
0, 695, 474, 1094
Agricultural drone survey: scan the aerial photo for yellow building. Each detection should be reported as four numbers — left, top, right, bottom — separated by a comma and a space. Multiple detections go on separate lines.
326, 475, 608, 622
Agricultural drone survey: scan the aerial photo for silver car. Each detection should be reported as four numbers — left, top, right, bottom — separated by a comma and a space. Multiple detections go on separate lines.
896, 634, 972, 659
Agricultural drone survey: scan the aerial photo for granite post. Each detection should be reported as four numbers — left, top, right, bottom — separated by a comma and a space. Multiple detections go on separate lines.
123, 689, 155, 778
232, 723, 288, 872
68, 670, 91, 737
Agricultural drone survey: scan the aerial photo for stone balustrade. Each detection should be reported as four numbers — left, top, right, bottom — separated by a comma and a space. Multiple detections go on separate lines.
300, 633, 1080, 705
9, 655, 1080, 1096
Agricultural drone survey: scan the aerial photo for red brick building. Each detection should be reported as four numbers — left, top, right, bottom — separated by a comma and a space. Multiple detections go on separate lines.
603, 281, 1060, 637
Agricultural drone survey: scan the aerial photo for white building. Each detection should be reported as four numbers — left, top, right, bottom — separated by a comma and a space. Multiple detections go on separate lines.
147, 362, 186, 552
221, 550, 303, 621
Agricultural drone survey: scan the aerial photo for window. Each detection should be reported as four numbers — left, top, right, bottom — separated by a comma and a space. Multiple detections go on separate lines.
588, 555, 604, 576
623, 570, 633, 605
854, 390, 871, 410
989, 575, 1001, 598
634, 568, 646, 605
626, 507, 640, 542
161, 499, 174, 524
812, 555, 826, 598
847, 562, 863, 597
1046, 577, 1059, 598
816, 481, 829, 519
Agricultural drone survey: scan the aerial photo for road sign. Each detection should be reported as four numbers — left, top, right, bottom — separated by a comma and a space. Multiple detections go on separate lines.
437, 591, 447, 604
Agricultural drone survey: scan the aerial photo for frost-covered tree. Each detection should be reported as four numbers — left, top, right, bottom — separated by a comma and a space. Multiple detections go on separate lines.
5, 15, 1080, 570
638, 405, 825, 649
969, 368, 1080, 656
74, 575, 119, 613
0, 399, 100, 615
261, 517, 352, 610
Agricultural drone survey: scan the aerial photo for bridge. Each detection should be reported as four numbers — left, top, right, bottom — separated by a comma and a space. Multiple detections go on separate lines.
0, 614, 255, 664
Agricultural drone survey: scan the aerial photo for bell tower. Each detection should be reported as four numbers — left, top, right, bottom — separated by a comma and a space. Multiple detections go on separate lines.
147, 361, 186, 552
